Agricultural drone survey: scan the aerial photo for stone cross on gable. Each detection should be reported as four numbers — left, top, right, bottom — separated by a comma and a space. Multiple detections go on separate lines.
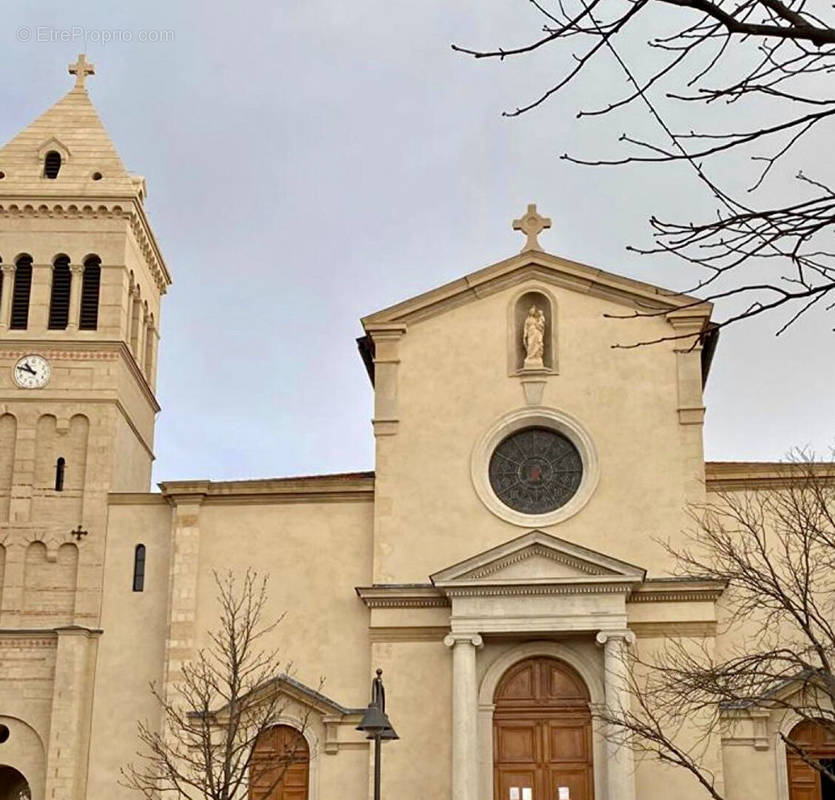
513, 204, 552, 252
68, 54, 95, 90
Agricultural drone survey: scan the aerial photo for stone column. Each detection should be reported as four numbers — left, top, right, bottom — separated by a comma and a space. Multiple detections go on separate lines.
67, 264, 84, 332
444, 632, 483, 800
596, 629, 637, 800
0, 264, 16, 329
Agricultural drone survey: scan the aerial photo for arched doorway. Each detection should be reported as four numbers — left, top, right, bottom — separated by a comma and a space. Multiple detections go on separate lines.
0, 765, 31, 800
493, 656, 594, 800
787, 720, 835, 800
249, 724, 310, 800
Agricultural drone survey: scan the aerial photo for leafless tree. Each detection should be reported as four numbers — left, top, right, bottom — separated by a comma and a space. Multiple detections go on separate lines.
122, 569, 315, 800
455, 1, 835, 340
594, 456, 835, 797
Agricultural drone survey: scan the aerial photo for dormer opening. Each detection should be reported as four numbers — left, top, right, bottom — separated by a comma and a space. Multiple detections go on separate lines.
44, 150, 62, 179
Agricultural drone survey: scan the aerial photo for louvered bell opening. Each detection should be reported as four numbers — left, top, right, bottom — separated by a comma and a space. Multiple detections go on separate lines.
79, 258, 101, 330
48, 257, 71, 329
44, 151, 61, 179
10, 257, 33, 330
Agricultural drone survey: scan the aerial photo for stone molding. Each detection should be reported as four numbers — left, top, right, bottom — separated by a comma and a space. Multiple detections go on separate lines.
355, 585, 448, 609
705, 460, 835, 491
160, 472, 374, 505
0, 200, 171, 293
362, 249, 712, 329
470, 406, 600, 527
430, 529, 645, 589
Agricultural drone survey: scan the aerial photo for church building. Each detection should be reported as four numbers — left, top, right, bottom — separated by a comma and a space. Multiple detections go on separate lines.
0, 57, 827, 800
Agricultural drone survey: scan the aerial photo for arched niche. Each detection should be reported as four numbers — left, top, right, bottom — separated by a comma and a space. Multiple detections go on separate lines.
507, 286, 559, 375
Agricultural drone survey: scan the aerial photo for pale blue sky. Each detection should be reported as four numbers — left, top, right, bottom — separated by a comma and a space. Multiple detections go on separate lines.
3, 0, 832, 483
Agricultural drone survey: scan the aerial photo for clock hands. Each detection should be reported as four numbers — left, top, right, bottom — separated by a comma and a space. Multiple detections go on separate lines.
17, 363, 37, 376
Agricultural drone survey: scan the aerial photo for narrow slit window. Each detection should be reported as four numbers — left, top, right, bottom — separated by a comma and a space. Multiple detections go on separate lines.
55, 457, 65, 491
133, 544, 146, 592
49, 256, 71, 329
10, 256, 33, 330
44, 151, 62, 179
79, 256, 101, 330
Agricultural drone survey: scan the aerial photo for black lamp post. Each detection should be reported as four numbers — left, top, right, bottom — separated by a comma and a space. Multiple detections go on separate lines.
357, 668, 398, 800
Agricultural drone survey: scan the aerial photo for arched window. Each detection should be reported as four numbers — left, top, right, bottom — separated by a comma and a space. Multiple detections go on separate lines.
132, 544, 146, 592
249, 725, 310, 800
144, 313, 155, 377
44, 150, 62, 179
48, 255, 71, 329
129, 284, 141, 353
79, 255, 101, 330
54, 457, 65, 491
10, 255, 33, 330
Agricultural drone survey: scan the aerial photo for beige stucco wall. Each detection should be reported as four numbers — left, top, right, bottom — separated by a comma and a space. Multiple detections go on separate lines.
373, 280, 706, 585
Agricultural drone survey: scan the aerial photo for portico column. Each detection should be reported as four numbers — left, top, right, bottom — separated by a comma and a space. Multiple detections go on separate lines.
596, 629, 637, 800
444, 632, 483, 800
0, 264, 16, 329
67, 264, 84, 331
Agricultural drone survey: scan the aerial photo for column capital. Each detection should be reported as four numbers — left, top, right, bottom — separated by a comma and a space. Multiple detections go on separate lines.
70, 263, 84, 274
1, 263, 17, 275
444, 632, 483, 649
595, 629, 636, 647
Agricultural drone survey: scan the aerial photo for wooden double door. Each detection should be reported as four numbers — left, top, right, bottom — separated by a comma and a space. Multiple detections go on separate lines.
493, 657, 594, 800
787, 721, 835, 800
249, 724, 309, 800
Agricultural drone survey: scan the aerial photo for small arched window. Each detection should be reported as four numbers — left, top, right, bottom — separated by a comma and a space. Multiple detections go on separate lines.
44, 150, 62, 179
49, 256, 71, 329
133, 544, 146, 592
10, 255, 33, 330
79, 256, 101, 330
55, 457, 65, 491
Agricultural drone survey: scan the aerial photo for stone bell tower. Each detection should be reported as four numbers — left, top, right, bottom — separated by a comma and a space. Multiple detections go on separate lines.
0, 56, 171, 799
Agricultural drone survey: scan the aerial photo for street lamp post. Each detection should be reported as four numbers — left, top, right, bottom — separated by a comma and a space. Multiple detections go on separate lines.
356, 668, 398, 800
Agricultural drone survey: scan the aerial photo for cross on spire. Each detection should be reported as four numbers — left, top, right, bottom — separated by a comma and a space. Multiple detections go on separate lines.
513, 203, 552, 252
68, 54, 95, 90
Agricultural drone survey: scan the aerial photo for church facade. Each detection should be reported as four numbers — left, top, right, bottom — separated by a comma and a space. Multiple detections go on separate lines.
0, 59, 824, 800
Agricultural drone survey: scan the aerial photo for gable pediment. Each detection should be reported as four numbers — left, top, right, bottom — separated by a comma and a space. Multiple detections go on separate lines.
430, 530, 645, 592
362, 249, 711, 329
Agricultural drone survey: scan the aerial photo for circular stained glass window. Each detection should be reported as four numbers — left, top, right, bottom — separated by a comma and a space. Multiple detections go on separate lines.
488, 426, 583, 515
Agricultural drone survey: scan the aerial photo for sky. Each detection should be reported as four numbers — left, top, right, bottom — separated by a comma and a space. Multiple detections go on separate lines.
2, 0, 833, 484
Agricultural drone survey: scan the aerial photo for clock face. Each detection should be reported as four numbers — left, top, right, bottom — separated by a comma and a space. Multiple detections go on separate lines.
488, 427, 583, 515
13, 354, 51, 389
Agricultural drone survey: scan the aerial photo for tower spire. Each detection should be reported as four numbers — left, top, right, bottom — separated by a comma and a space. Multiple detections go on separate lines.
68, 53, 95, 90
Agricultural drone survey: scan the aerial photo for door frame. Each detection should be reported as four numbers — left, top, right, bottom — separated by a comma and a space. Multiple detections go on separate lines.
478, 642, 606, 800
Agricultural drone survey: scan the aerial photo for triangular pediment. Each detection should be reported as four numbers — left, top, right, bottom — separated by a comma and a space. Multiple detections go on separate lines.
430, 530, 646, 589
362, 249, 711, 329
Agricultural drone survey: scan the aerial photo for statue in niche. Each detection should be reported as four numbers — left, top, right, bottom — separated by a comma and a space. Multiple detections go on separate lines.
522, 305, 546, 368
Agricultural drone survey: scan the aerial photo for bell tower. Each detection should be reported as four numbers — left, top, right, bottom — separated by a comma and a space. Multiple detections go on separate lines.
0, 55, 171, 630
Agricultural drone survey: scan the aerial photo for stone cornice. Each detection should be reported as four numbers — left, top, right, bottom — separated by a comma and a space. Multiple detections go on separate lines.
362, 250, 711, 328
159, 472, 374, 504
0, 197, 171, 293
355, 585, 449, 609
629, 578, 727, 603
705, 461, 835, 491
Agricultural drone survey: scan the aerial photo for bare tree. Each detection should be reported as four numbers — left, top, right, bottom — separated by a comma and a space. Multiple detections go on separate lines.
122, 569, 314, 800
455, 1, 835, 339
593, 456, 835, 797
